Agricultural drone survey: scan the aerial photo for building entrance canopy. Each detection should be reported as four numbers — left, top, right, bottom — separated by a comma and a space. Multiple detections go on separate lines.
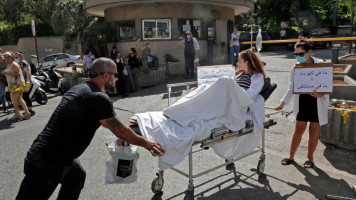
84, 0, 253, 17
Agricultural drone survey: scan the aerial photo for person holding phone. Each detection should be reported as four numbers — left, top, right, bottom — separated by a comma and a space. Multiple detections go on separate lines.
230, 28, 240, 65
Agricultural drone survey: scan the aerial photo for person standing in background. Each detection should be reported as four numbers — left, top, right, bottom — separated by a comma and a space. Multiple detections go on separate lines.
114, 53, 128, 97
280, 28, 286, 40
83, 48, 93, 72
178, 31, 197, 79
15, 52, 35, 116
109, 46, 118, 60
230, 28, 240, 65
0, 48, 7, 113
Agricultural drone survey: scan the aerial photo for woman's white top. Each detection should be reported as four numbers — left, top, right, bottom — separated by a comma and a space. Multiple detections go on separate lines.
5, 63, 24, 85
281, 57, 329, 125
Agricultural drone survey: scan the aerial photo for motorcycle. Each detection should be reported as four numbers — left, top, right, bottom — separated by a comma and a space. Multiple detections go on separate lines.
29, 77, 48, 105
34, 61, 63, 94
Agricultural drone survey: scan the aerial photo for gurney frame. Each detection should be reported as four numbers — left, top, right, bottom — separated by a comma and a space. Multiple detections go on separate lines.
150, 81, 279, 199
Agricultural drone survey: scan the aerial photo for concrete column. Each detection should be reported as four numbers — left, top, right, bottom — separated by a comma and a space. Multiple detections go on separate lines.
331, 48, 339, 64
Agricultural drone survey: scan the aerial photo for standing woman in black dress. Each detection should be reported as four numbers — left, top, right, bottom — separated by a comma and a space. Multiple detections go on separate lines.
127, 48, 140, 70
274, 37, 329, 168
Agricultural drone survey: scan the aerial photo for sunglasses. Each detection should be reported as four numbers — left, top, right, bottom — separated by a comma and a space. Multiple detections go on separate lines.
89, 72, 119, 78
293, 52, 306, 57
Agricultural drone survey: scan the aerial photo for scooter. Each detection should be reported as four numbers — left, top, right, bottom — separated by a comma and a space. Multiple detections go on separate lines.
34, 62, 63, 94
29, 77, 48, 105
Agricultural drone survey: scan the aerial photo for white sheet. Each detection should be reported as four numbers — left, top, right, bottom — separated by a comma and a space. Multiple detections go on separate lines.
136, 77, 264, 170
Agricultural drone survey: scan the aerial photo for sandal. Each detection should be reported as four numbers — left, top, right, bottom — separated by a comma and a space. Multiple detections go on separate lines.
304, 161, 314, 168
281, 158, 294, 165
10, 115, 21, 120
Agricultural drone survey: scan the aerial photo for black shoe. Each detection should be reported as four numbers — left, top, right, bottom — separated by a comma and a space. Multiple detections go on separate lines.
29, 110, 36, 116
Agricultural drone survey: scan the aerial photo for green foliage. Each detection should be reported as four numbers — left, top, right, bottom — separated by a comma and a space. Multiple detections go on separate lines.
252, 0, 347, 37
0, 22, 55, 45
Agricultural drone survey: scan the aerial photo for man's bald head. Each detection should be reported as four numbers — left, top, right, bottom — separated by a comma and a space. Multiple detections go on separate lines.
90, 57, 115, 74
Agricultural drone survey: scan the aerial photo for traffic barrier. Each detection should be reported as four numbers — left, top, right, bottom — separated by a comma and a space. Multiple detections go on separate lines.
241, 37, 356, 44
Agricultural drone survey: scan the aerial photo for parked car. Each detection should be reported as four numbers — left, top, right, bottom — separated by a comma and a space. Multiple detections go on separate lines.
287, 28, 332, 50
39, 53, 81, 68
240, 31, 273, 51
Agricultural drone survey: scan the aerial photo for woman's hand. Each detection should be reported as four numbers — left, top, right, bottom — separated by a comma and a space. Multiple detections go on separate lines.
274, 102, 286, 111
310, 90, 324, 98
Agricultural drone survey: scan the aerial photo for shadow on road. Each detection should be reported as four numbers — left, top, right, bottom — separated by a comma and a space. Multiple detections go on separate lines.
323, 145, 356, 175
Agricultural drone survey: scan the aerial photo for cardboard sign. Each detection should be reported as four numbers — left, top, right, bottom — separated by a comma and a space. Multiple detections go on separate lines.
197, 65, 236, 86
293, 63, 333, 94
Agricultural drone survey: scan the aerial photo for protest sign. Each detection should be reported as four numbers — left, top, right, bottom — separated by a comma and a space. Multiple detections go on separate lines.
197, 65, 235, 86
293, 63, 333, 94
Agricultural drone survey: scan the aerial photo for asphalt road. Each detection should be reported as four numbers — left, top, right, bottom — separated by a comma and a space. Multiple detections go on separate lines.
1, 47, 355, 200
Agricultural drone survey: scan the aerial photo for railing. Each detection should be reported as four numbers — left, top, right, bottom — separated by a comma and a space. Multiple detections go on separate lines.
241, 37, 356, 45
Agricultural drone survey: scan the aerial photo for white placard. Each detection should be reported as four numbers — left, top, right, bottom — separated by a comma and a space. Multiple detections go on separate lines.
193, 20, 201, 27
183, 25, 191, 32
197, 65, 236, 86
293, 64, 333, 94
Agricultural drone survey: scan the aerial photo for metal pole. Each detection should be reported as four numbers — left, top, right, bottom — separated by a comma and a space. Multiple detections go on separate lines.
349, 11, 354, 54
34, 35, 39, 66
250, 26, 253, 49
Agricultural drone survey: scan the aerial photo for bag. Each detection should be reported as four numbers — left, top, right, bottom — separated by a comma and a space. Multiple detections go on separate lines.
8, 82, 31, 93
104, 139, 139, 184
229, 39, 234, 48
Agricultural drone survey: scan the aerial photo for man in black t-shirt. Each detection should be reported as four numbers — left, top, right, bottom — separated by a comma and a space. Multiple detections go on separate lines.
16, 58, 164, 200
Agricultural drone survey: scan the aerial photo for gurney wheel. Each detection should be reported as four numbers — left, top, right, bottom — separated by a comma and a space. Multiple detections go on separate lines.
151, 176, 164, 194
184, 189, 194, 200
257, 156, 265, 176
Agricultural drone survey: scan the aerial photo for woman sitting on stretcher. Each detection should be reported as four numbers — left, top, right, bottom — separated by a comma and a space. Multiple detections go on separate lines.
235, 49, 267, 99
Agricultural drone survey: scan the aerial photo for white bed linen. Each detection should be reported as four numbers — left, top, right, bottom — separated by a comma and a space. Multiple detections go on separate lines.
136, 77, 263, 170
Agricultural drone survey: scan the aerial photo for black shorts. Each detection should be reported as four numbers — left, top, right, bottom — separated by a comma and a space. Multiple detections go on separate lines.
296, 94, 319, 123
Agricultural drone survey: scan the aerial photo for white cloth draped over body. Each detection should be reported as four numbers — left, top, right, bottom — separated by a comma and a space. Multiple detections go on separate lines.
136, 75, 265, 170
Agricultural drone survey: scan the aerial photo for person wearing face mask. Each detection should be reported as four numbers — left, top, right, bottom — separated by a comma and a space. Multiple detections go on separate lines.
230, 28, 240, 65
178, 31, 198, 79
114, 52, 127, 97
15, 52, 35, 116
1, 51, 31, 120
274, 37, 329, 169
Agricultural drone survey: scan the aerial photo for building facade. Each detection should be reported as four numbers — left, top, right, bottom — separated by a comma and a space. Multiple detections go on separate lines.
84, 0, 253, 65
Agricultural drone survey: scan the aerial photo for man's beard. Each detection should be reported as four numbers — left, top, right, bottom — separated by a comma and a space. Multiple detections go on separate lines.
105, 79, 116, 92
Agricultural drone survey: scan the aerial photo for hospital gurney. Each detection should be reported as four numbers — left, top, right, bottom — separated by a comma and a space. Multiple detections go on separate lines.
131, 80, 278, 200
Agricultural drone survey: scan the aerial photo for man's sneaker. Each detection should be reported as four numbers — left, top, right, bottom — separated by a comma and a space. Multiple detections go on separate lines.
29, 110, 36, 116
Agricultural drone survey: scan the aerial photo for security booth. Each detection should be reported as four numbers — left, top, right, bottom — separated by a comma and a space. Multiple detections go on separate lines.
84, 0, 254, 66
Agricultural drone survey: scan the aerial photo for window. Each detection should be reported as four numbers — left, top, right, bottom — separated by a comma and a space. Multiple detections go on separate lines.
57, 54, 68, 59
178, 19, 201, 39
117, 20, 136, 41
142, 19, 171, 40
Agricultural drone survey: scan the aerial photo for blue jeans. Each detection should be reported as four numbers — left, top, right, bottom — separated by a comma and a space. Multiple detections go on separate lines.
230, 45, 240, 64
0, 82, 6, 108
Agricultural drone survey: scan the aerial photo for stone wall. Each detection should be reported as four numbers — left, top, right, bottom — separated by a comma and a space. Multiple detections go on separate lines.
0, 36, 80, 64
